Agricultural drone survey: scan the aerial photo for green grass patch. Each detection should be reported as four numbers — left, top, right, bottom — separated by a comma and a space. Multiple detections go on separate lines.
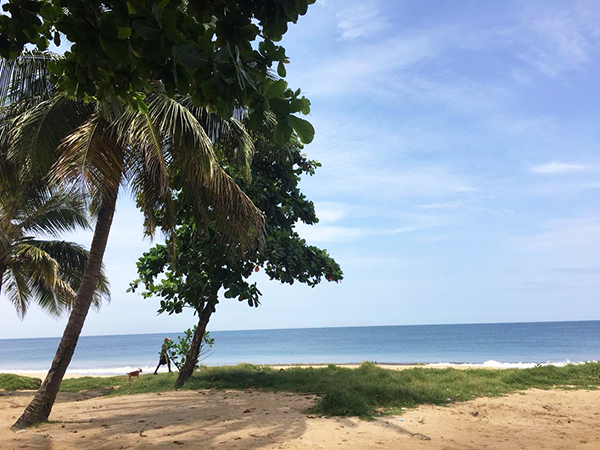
60, 373, 180, 395
0, 373, 42, 391
56, 362, 600, 418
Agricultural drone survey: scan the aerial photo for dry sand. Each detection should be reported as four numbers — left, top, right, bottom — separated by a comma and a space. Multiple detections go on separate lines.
1, 386, 599, 449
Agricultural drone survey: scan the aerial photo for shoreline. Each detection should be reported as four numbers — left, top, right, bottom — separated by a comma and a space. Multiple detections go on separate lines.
3, 359, 596, 379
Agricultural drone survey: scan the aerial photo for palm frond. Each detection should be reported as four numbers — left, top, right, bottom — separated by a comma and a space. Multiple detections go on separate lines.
8, 95, 93, 179
17, 188, 90, 237
121, 85, 264, 249
33, 240, 110, 307
3, 269, 32, 318
13, 242, 60, 287
175, 149, 265, 253
176, 98, 254, 182
27, 276, 71, 316
0, 51, 59, 107
51, 114, 124, 200
115, 84, 215, 238
126, 147, 176, 237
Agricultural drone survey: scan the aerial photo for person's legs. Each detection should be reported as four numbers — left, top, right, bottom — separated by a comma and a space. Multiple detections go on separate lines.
153, 362, 161, 375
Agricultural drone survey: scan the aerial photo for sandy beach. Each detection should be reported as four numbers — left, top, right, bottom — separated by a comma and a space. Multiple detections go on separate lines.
1, 385, 598, 449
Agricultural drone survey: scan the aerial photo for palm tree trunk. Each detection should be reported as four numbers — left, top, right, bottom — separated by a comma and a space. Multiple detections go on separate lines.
175, 299, 215, 387
12, 188, 118, 429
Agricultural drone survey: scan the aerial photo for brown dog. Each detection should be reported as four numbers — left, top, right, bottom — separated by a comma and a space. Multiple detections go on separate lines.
126, 368, 142, 382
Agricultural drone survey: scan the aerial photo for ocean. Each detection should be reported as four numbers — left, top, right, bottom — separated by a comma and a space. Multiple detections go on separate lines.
0, 320, 598, 376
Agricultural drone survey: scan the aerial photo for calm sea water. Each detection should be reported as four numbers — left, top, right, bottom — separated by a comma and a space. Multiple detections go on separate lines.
0, 321, 598, 375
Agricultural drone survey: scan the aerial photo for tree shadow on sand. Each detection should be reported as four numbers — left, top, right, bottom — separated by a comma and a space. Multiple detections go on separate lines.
4, 389, 315, 449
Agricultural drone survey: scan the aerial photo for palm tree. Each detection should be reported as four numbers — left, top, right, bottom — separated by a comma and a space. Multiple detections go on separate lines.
1, 52, 264, 428
0, 161, 110, 317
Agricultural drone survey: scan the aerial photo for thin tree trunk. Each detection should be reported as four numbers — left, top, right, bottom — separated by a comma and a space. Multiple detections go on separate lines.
12, 189, 118, 429
175, 299, 215, 387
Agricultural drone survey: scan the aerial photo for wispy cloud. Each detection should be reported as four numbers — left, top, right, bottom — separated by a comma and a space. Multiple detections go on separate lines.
509, 1, 600, 78
511, 215, 600, 253
294, 223, 369, 242
320, 0, 390, 40
313, 201, 349, 223
529, 162, 591, 174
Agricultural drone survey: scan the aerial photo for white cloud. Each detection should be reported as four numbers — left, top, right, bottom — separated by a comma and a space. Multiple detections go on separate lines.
529, 162, 591, 174
511, 216, 600, 253
505, 1, 600, 78
313, 201, 348, 223
295, 223, 368, 242
320, 0, 389, 41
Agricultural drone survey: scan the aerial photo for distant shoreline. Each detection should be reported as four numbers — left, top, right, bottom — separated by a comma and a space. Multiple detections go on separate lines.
3, 359, 596, 379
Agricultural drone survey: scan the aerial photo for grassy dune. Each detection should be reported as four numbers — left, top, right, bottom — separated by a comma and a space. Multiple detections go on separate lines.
0, 374, 41, 391
3, 362, 599, 417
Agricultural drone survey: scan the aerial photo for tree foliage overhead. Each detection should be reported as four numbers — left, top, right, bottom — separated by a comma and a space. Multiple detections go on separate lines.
0, 0, 316, 143
129, 136, 343, 316
0, 51, 266, 251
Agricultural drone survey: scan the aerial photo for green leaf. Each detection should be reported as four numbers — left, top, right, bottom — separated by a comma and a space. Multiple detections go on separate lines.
117, 26, 131, 39
277, 60, 287, 77
289, 98, 305, 113
289, 115, 315, 144
172, 42, 206, 69
269, 98, 290, 117
99, 36, 129, 63
265, 80, 287, 99
301, 98, 311, 115
274, 120, 293, 143
132, 19, 162, 40
202, 78, 218, 100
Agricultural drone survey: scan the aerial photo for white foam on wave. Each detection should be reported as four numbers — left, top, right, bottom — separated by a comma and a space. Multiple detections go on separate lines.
427, 360, 597, 369
4, 360, 597, 376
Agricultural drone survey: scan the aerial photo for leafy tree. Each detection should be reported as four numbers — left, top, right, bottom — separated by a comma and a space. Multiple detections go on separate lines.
1, 52, 265, 429
0, 151, 110, 317
2, 0, 316, 428
163, 328, 215, 371
0, 0, 316, 144
130, 136, 343, 386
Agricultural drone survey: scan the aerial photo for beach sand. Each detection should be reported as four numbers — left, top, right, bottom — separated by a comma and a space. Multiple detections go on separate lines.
1, 386, 599, 449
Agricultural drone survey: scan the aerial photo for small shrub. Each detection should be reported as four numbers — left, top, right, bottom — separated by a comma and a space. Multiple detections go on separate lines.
319, 388, 371, 416
0, 374, 42, 391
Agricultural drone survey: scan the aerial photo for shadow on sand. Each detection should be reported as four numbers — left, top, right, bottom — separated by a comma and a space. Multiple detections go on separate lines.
3, 389, 315, 449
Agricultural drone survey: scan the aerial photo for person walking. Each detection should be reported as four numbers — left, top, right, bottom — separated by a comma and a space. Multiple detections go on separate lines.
154, 337, 173, 374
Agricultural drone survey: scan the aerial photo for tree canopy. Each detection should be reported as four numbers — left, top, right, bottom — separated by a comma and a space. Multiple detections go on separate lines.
130, 136, 343, 317
129, 135, 342, 384
0, 0, 316, 143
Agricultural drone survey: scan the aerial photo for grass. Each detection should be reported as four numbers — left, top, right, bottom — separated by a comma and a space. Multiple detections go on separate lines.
4, 362, 600, 418
0, 373, 42, 391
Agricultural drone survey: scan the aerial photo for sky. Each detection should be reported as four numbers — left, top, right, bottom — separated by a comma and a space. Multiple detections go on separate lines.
2, 0, 600, 338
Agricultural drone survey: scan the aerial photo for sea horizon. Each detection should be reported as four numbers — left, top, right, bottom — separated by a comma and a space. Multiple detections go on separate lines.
2, 318, 598, 341
1, 320, 599, 375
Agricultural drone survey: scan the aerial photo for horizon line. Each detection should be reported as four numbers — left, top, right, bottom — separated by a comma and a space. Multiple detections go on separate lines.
1, 318, 599, 341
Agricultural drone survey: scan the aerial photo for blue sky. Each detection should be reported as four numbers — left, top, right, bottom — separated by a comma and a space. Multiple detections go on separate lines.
2, 0, 600, 338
